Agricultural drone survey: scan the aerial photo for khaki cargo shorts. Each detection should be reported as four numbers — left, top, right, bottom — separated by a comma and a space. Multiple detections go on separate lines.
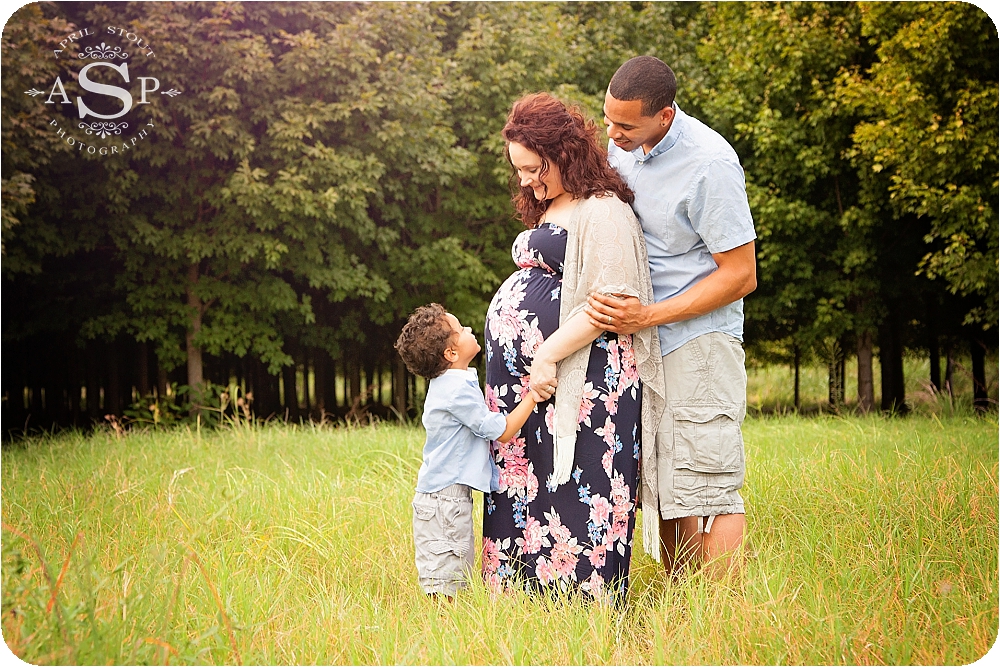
656, 332, 747, 521
412, 484, 475, 596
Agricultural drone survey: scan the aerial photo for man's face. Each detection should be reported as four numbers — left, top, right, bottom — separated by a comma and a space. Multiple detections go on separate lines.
603, 91, 674, 155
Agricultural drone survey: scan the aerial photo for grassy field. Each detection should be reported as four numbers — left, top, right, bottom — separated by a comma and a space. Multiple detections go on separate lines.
2, 413, 997, 665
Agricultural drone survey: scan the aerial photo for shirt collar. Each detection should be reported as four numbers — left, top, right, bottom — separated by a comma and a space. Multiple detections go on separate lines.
442, 367, 478, 381
634, 103, 683, 163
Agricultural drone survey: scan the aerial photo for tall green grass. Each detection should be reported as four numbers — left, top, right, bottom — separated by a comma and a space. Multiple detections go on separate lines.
2, 415, 997, 664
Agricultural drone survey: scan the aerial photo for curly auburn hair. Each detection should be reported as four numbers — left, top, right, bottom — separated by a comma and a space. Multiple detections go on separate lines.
394, 303, 455, 379
503, 92, 634, 228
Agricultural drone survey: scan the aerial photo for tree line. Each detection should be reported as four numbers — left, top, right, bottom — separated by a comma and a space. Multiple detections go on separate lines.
2, 1, 996, 433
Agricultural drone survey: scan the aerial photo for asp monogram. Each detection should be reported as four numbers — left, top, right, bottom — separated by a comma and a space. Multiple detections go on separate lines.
25, 25, 181, 157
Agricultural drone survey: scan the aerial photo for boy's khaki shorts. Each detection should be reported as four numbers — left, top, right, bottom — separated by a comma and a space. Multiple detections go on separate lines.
412, 484, 474, 596
656, 332, 747, 521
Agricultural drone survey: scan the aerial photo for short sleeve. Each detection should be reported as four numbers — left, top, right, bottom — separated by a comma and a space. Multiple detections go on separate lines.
688, 157, 756, 254
446, 382, 507, 441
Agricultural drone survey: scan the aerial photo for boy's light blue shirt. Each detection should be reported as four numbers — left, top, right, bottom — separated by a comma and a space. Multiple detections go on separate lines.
416, 368, 504, 494
608, 105, 757, 356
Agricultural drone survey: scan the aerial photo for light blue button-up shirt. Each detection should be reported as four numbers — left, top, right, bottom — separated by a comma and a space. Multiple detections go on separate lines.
416, 368, 504, 494
608, 105, 756, 355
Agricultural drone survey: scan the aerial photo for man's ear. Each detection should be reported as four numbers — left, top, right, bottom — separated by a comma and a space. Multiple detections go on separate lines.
659, 105, 675, 127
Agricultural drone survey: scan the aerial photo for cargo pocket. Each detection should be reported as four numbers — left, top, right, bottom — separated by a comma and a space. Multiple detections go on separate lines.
672, 405, 744, 507
413, 498, 467, 557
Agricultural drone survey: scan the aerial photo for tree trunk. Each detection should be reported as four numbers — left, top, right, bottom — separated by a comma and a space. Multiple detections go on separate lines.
879, 310, 907, 414
927, 307, 941, 392
856, 330, 875, 413
249, 357, 279, 419
971, 337, 989, 412
313, 348, 326, 420
86, 341, 101, 422
136, 341, 150, 398
363, 354, 375, 406
69, 351, 82, 427
827, 340, 844, 410
107, 339, 121, 417
944, 342, 954, 397
349, 353, 362, 406
186, 263, 205, 412
282, 361, 299, 421
324, 350, 337, 417
6, 344, 27, 433
793, 344, 801, 411
393, 353, 407, 420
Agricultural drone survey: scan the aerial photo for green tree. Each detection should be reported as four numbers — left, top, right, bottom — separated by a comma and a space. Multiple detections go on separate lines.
839, 2, 998, 329
695, 2, 875, 409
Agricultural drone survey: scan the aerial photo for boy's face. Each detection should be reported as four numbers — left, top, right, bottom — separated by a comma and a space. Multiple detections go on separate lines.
444, 313, 481, 368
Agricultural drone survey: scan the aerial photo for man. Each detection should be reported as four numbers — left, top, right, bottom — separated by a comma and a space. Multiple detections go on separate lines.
586, 56, 757, 577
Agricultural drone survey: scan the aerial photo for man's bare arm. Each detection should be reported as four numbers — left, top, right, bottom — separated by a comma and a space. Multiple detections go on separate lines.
586, 241, 757, 334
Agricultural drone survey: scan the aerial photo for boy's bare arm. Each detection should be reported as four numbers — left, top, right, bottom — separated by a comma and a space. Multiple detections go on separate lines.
497, 394, 539, 443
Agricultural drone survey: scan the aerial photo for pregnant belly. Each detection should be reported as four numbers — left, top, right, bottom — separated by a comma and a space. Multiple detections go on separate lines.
485, 268, 561, 374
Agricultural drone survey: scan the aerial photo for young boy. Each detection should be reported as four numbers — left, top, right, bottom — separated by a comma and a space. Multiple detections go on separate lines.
395, 303, 542, 599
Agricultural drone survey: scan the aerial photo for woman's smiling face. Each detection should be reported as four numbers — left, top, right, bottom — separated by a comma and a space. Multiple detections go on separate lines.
508, 141, 566, 202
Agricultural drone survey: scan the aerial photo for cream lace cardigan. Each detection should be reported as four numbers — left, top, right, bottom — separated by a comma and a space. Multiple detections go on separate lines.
548, 194, 666, 560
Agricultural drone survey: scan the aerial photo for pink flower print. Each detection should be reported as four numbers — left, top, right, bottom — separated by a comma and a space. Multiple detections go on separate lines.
545, 402, 555, 435
525, 464, 538, 502
482, 537, 501, 575
609, 474, 634, 544
603, 389, 619, 416
482, 537, 510, 594
589, 494, 612, 527
600, 415, 616, 448
586, 542, 607, 569
610, 473, 631, 509
551, 541, 580, 580
513, 377, 532, 402
536, 556, 558, 585
542, 510, 582, 584
497, 436, 532, 497
545, 510, 572, 544
491, 303, 524, 349
620, 335, 639, 388
578, 382, 600, 427
520, 316, 544, 358
610, 515, 630, 544
602, 448, 614, 478
496, 434, 525, 465
515, 515, 550, 555
485, 384, 499, 412
606, 338, 621, 376
499, 459, 527, 496
581, 570, 606, 599
512, 232, 533, 268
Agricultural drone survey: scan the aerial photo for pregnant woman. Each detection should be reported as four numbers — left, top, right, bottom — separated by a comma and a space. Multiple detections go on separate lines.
482, 93, 665, 601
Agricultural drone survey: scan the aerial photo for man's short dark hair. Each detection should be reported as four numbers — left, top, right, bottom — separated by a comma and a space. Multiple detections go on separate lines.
395, 303, 454, 379
608, 56, 677, 117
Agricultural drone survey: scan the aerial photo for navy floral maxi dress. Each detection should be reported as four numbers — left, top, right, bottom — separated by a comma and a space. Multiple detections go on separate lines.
481, 223, 642, 600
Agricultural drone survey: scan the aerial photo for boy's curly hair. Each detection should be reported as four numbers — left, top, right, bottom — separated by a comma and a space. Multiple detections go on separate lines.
394, 303, 455, 379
